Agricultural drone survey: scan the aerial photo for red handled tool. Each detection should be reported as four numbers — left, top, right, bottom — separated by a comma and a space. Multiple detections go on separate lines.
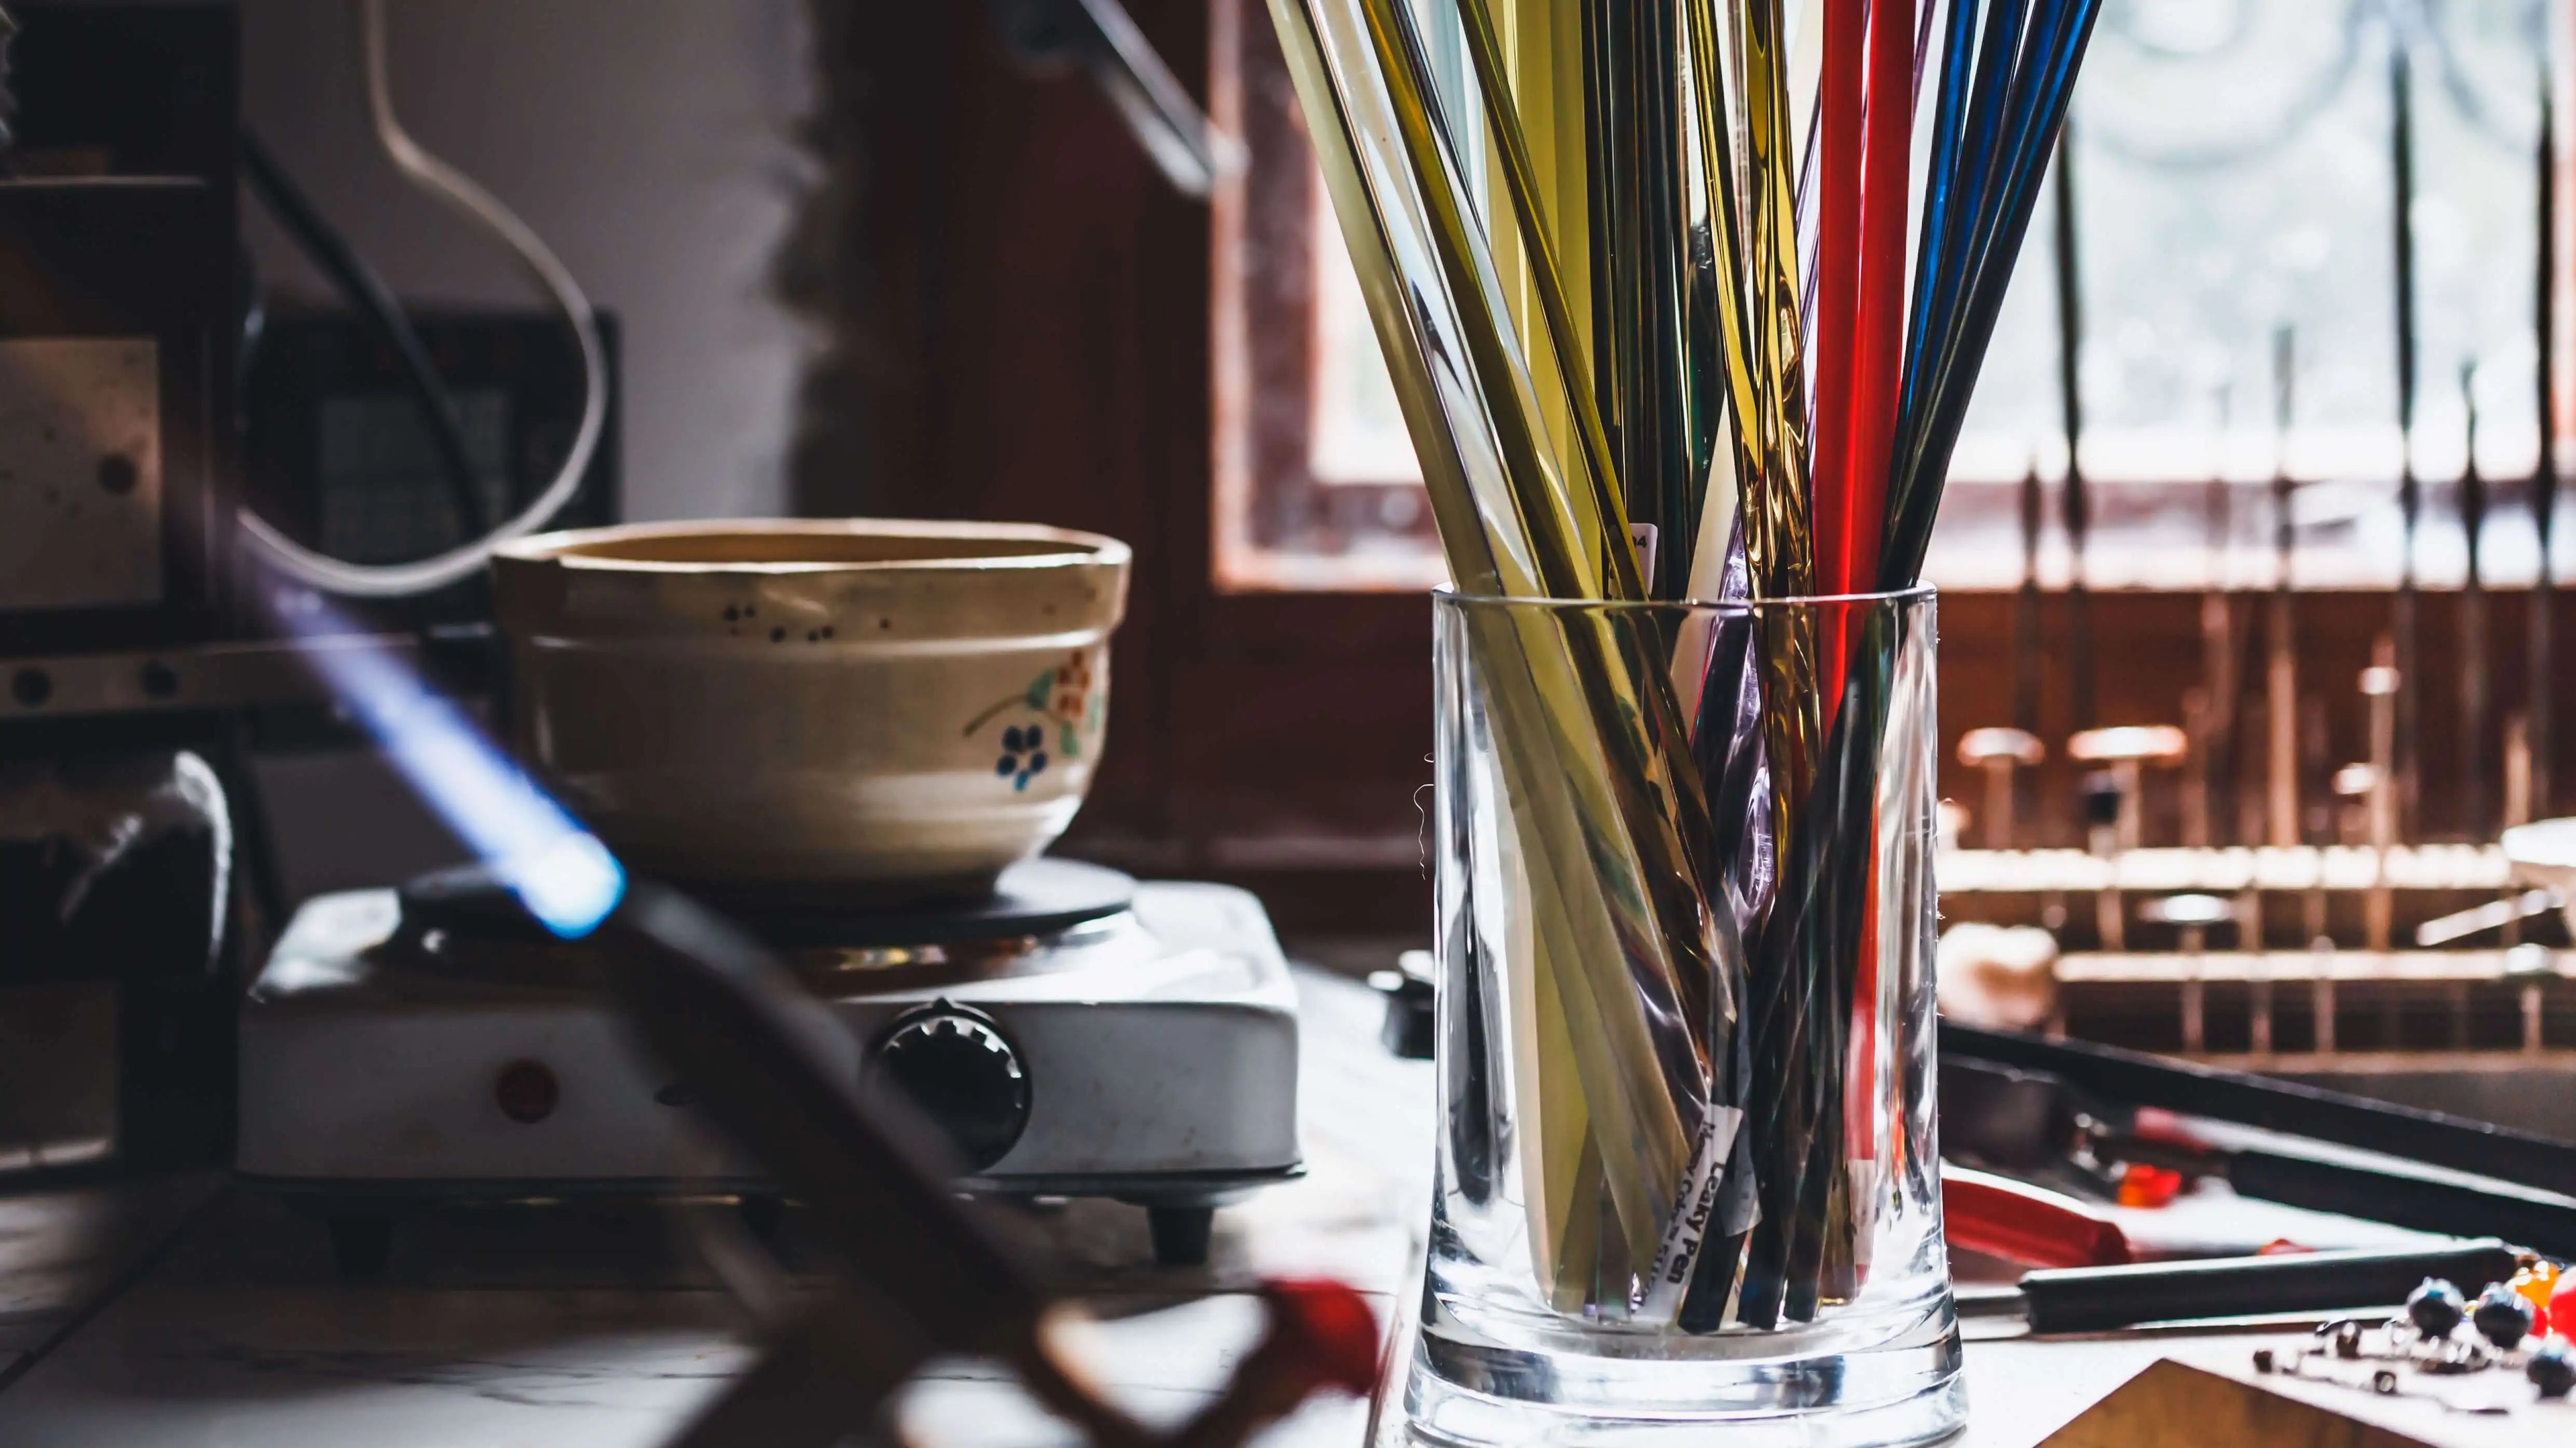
1941, 1163, 2132, 1270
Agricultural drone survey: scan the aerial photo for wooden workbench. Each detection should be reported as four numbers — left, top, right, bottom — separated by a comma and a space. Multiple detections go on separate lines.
0, 973, 2557, 1446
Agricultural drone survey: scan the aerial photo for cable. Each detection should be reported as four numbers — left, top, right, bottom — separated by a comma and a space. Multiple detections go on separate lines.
240, 125, 491, 541
235, 0, 607, 599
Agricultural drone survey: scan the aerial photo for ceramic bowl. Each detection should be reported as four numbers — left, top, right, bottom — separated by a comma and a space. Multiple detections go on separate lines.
490, 519, 1130, 904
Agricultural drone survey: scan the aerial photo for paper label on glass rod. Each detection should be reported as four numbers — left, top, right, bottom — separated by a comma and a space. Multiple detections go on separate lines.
1634, 1104, 1746, 1324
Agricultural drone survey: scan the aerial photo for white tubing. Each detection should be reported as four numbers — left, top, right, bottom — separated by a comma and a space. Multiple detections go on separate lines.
236, 0, 608, 598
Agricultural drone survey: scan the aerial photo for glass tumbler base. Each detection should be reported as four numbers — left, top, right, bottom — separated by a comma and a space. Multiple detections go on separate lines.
1398, 1314, 1966, 1448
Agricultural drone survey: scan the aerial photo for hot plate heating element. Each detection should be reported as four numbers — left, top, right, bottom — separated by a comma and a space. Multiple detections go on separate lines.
237, 859, 1302, 1273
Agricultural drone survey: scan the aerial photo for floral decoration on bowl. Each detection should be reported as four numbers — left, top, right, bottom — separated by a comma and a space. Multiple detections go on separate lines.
965, 649, 1106, 790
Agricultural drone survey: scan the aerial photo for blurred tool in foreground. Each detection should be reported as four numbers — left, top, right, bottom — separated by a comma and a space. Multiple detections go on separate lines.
281, 592, 1376, 1448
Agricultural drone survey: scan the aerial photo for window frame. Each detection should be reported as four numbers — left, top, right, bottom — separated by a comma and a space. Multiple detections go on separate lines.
820, 0, 2576, 917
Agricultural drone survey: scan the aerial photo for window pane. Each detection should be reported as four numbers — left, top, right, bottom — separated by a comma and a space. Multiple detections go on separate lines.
1214, 0, 2571, 593
1309, 200, 1422, 487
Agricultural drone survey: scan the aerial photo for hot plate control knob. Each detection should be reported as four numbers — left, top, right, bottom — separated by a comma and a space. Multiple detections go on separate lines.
865, 1002, 1031, 1173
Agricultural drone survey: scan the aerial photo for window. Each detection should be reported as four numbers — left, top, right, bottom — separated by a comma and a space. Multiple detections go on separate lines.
1210, 1, 1444, 590
1212, 0, 2573, 593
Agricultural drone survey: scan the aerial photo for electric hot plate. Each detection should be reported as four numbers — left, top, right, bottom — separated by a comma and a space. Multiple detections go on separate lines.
236, 859, 1303, 1274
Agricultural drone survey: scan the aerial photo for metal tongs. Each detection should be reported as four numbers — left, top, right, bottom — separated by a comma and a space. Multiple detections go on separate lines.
604, 882, 1377, 1447
988, 0, 1245, 197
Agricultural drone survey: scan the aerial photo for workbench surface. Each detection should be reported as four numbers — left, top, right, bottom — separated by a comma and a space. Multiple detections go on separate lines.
0, 972, 2548, 1447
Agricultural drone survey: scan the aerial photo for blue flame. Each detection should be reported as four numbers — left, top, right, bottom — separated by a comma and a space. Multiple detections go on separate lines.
290, 616, 625, 939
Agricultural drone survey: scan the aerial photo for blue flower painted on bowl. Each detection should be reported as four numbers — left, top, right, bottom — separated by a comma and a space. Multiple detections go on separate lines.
962, 649, 1102, 769
996, 723, 1051, 791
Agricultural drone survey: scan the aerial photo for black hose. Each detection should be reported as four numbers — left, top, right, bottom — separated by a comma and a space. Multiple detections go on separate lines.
2015, 1240, 2521, 1337
2224, 1149, 2576, 1260
239, 126, 491, 544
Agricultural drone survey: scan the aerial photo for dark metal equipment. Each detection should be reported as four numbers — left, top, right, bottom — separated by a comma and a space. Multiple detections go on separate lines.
0, 1, 237, 660
0, 0, 623, 1180
0, 747, 236, 1175
0, 1, 250, 1178
239, 309, 622, 635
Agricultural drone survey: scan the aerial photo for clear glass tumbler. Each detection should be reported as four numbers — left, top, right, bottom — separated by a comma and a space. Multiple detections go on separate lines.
1408, 586, 1960, 1447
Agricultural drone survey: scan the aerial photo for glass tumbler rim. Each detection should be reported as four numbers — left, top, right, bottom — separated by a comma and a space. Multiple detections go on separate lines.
1433, 582, 1936, 612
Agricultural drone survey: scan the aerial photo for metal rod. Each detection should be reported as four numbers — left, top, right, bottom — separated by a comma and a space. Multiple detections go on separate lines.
2054, 130, 2094, 735
2182, 687, 2211, 848
2459, 362, 2489, 837
2507, 712, 2536, 829
2116, 760, 2144, 852
2267, 327, 2300, 849
2013, 451, 2045, 859
2019, 456, 2040, 711
2364, 639, 2398, 954
2200, 382, 2237, 847
2392, 43, 2423, 839
2302, 694, 2329, 944
2410, 898, 2565, 952
2537, 76, 2560, 818
2016, 458, 2045, 835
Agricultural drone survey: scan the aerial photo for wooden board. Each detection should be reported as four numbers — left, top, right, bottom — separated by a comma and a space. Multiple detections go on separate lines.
2031, 1345, 2573, 1448
2042, 1359, 2430, 1448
